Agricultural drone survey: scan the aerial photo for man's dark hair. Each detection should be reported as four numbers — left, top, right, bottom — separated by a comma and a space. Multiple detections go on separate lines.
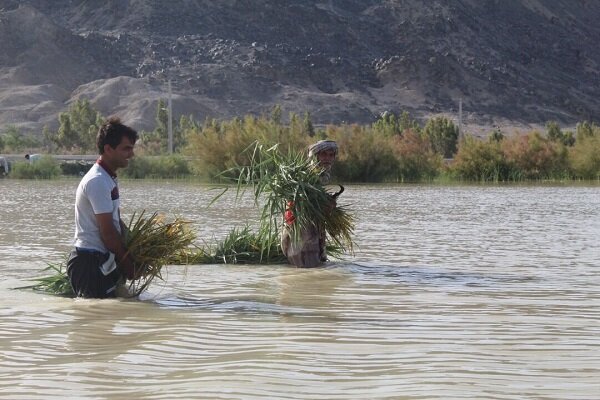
97, 116, 138, 154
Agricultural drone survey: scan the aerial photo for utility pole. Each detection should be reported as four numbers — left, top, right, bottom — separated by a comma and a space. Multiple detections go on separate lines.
458, 97, 463, 139
168, 79, 173, 154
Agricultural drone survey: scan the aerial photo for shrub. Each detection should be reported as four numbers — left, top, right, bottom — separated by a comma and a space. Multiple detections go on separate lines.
329, 124, 398, 182
575, 121, 598, 141
569, 134, 600, 179
502, 131, 569, 179
1, 126, 41, 152
392, 129, 441, 181
422, 116, 459, 158
451, 137, 508, 181
122, 155, 191, 179
9, 155, 61, 179
185, 118, 260, 180
60, 161, 94, 176
185, 115, 313, 181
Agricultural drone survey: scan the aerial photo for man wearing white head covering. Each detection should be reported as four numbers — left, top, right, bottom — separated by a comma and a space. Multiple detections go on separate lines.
308, 140, 338, 185
281, 139, 339, 267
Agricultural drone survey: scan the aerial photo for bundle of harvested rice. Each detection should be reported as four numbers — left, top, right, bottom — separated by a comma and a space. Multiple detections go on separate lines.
124, 211, 196, 296
183, 225, 288, 265
22, 211, 195, 297
19, 259, 74, 297
218, 141, 355, 258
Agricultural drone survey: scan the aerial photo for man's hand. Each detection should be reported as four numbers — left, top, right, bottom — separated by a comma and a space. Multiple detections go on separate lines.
96, 213, 140, 280
118, 254, 142, 281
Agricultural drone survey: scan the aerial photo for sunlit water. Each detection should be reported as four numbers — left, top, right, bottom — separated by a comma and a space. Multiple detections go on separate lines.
0, 179, 599, 399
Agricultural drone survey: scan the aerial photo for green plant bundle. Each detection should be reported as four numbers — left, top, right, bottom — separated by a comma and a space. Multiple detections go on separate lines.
124, 211, 196, 296
220, 141, 355, 256
18, 259, 74, 296
22, 211, 196, 297
178, 224, 346, 265
182, 225, 288, 265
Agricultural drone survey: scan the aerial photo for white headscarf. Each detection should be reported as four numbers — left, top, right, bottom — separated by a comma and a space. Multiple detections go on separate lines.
308, 140, 338, 158
308, 140, 338, 184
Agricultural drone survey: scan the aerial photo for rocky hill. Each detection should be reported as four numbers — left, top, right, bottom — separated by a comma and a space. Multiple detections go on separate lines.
1, 0, 599, 135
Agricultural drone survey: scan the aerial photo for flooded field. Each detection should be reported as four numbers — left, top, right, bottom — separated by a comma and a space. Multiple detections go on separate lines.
1, 179, 599, 399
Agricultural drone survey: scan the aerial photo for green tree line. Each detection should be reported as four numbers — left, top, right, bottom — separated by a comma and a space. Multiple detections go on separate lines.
2, 99, 600, 181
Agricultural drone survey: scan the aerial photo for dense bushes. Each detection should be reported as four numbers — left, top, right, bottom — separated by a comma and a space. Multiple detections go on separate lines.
185, 114, 315, 180
392, 130, 442, 181
9, 156, 61, 179
182, 112, 600, 182
121, 155, 191, 179
569, 134, 600, 179
0, 125, 41, 153
5, 97, 600, 181
451, 137, 508, 181
451, 128, 600, 181
452, 132, 570, 181
182, 113, 456, 182
326, 124, 399, 182
59, 161, 94, 176
502, 131, 569, 180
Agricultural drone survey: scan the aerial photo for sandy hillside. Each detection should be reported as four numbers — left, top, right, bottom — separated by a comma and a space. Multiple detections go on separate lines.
0, 0, 598, 135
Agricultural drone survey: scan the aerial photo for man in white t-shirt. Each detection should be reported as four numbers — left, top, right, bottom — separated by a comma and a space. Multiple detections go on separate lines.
67, 117, 139, 298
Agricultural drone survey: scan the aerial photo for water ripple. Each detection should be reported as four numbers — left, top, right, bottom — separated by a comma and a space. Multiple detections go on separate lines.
1, 182, 599, 399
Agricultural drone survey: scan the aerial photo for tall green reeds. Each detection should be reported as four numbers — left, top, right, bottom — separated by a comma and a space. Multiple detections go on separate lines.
215, 141, 355, 260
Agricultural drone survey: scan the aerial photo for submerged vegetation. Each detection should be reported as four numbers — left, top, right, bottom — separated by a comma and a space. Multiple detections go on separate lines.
3, 100, 600, 182
21, 259, 75, 297
184, 225, 289, 265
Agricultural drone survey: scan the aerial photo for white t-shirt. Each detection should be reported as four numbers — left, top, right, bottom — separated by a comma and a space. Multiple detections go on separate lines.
73, 163, 121, 253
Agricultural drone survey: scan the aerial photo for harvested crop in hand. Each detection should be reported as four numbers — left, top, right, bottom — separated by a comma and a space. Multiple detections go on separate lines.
22, 211, 196, 297
217, 141, 355, 258
122, 211, 196, 296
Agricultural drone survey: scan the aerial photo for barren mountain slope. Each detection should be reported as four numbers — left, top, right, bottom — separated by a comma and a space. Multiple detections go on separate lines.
0, 0, 598, 134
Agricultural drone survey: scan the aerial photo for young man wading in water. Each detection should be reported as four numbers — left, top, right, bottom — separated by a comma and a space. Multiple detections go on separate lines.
281, 140, 339, 268
67, 117, 140, 298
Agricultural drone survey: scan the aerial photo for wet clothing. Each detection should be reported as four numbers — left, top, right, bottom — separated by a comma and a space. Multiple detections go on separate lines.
281, 224, 324, 268
69, 161, 122, 297
67, 248, 122, 298
281, 171, 332, 268
74, 162, 121, 254
282, 140, 339, 268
